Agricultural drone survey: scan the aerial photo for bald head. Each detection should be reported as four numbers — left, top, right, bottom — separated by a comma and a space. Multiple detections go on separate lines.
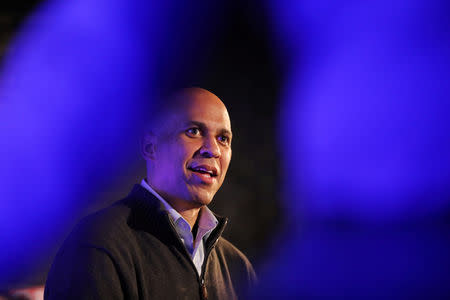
171, 87, 225, 108
142, 87, 232, 211
149, 88, 230, 135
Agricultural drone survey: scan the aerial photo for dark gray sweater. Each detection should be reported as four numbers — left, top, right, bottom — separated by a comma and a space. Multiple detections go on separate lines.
44, 184, 256, 300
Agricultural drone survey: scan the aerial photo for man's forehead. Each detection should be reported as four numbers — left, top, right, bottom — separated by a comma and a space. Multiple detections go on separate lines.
173, 88, 225, 109
171, 102, 232, 131
153, 88, 231, 132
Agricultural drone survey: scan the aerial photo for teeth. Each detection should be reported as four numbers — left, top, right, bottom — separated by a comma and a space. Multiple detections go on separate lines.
191, 166, 214, 175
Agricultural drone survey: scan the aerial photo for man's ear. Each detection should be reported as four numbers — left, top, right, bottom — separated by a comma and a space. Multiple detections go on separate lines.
141, 132, 157, 160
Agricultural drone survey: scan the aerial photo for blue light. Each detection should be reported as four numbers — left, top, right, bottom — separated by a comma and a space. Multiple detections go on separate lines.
0, 0, 222, 282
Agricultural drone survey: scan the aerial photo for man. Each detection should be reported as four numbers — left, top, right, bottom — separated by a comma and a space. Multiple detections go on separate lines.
44, 88, 257, 299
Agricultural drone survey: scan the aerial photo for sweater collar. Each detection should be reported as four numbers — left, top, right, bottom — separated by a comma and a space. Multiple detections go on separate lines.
122, 184, 228, 251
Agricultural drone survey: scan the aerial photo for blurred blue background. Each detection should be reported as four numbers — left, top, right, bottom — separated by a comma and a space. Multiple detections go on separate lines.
0, 0, 449, 298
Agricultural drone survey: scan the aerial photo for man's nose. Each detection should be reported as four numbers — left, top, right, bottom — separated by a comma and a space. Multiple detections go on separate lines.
199, 137, 220, 158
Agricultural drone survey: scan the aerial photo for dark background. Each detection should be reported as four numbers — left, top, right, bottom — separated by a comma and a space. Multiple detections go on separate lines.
0, 0, 282, 287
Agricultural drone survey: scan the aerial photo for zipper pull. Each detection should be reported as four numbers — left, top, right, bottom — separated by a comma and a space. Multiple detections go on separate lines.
201, 278, 208, 299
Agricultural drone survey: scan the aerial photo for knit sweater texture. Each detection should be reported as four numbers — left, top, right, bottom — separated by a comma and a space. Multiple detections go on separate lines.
44, 184, 257, 300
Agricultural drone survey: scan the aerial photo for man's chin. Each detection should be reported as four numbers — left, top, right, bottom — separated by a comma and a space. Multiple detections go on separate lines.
186, 182, 215, 199
187, 189, 215, 207
191, 195, 213, 207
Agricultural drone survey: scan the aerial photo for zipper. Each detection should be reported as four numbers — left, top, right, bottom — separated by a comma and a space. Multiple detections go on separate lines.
165, 212, 228, 300
200, 278, 208, 300
166, 213, 212, 299
199, 218, 228, 300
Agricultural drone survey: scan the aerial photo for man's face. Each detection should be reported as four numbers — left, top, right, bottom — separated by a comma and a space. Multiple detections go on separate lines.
147, 89, 232, 209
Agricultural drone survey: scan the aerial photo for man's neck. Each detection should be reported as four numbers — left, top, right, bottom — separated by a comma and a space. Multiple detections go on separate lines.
166, 199, 201, 230
142, 179, 202, 230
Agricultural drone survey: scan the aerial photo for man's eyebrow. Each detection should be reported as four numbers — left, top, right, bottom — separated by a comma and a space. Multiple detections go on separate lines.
187, 121, 232, 136
186, 121, 206, 129
219, 128, 233, 137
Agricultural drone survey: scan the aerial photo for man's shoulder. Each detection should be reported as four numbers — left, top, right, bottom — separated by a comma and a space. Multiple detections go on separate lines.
64, 184, 161, 249
66, 199, 133, 249
215, 237, 255, 273
212, 237, 258, 293
215, 237, 247, 259
45, 198, 141, 300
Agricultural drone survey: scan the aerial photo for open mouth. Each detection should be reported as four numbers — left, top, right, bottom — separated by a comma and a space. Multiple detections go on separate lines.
187, 165, 218, 178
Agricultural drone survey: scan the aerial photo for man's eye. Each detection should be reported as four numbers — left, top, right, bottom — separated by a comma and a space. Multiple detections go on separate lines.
186, 128, 200, 136
218, 135, 230, 144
